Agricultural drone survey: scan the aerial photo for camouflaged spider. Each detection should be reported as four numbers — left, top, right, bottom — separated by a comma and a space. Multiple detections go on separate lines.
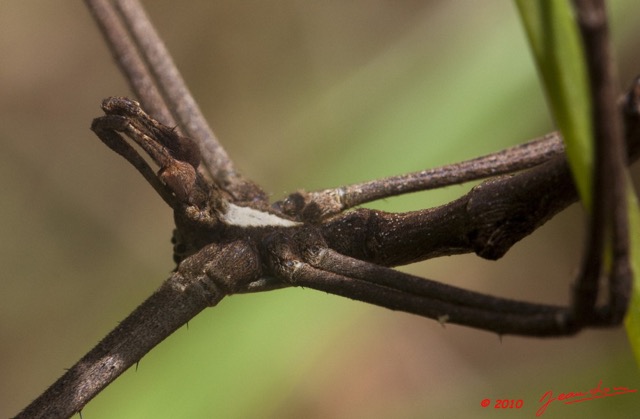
89, 95, 638, 337
17, 1, 636, 417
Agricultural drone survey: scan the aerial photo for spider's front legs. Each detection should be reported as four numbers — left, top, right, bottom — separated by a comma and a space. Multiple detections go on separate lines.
91, 97, 208, 208
91, 111, 179, 207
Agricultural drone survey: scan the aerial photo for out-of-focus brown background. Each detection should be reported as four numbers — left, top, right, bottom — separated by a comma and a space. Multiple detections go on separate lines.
2, 1, 640, 418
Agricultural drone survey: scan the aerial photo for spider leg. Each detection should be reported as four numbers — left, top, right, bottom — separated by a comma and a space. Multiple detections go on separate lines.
286, 254, 575, 337
313, 249, 560, 315
92, 97, 211, 207
276, 132, 564, 221
263, 229, 576, 337
91, 114, 177, 208
88, 0, 263, 200
306, 249, 578, 336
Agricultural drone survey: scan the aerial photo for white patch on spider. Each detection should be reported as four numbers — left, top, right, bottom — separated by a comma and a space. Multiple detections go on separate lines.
221, 203, 301, 227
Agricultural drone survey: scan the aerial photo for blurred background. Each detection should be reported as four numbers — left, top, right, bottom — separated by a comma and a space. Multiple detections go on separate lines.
2, 1, 640, 418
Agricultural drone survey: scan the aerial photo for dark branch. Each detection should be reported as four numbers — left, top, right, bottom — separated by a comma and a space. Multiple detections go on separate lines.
572, 0, 631, 324
319, 77, 640, 268
84, 0, 174, 125
16, 272, 221, 419
320, 154, 580, 266
16, 240, 262, 419
111, 1, 229, 179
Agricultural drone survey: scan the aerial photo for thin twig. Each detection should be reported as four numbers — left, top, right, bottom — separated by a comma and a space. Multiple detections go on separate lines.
339, 132, 564, 207
320, 155, 576, 265
15, 271, 223, 419
319, 101, 640, 268
572, 0, 631, 323
84, 0, 174, 125
277, 132, 564, 220
86, 0, 257, 199
113, 0, 246, 192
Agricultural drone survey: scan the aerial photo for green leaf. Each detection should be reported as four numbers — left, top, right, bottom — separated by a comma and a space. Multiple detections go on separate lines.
515, 0, 593, 205
625, 190, 640, 365
516, 0, 640, 366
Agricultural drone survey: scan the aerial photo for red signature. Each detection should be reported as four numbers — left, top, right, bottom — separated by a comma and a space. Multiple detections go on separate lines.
536, 379, 637, 416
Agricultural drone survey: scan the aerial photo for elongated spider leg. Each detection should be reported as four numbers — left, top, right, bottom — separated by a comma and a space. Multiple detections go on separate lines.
262, 229, 573, 336
93, 97, 209, 206
309, 250, 577, 336
91, 113, 178, 208
283, 256, 574, 336
100, 96, 201, 168
311, 249, 560, 315
276, 132, 564, 221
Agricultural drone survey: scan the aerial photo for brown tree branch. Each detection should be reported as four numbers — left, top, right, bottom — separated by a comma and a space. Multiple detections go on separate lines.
15, 239, 262, 419
571, 0, 631, 324
110, 0, 231, 181
85, 0, 174, 125
319, 154, 578, 266
16, 272, 221, 419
